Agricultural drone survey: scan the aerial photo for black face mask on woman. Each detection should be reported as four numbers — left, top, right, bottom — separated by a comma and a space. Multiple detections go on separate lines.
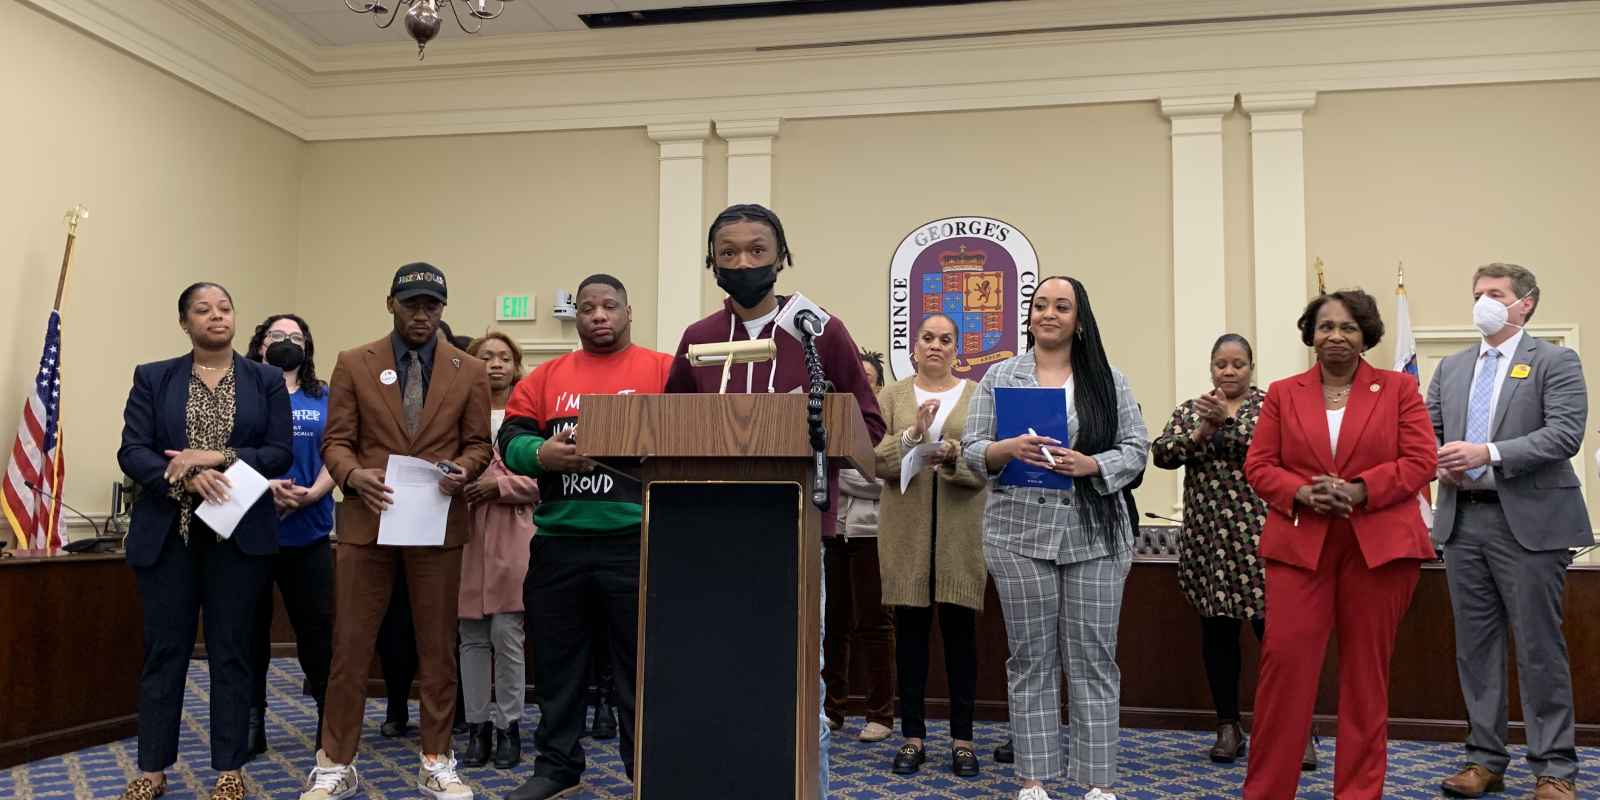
265, 340, 305, 372
714, 264, 778, 310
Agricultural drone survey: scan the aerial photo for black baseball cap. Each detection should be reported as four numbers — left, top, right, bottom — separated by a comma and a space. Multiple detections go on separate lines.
391, 262, 448, 303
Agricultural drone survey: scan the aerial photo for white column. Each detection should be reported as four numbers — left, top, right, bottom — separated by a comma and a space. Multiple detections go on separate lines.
715, 118, 781, 207
1160, 95, 1234, 404
647, 122, 711, 351
1243, 91, 1317, 384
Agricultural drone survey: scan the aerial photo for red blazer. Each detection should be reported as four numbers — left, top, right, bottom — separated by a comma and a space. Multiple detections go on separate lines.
1245, 359, 1437, 571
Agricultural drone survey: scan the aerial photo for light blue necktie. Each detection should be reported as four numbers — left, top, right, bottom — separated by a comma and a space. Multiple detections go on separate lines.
1463, 349, 1500, 481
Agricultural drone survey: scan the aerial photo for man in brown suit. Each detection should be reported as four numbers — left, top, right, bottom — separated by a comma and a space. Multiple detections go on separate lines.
300, 262, 492, 800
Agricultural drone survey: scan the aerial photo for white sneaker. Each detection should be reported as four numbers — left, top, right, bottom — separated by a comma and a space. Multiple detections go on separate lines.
1084, 789, 1117, 800
858, 722, 893, 742
418, 752, 472, 800
299, 750, 359, 800
1018, 787, 1053, 800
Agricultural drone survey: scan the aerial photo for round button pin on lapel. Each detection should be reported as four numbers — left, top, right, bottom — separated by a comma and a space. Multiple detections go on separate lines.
1369, 383, 1380, 392
381, 369, 398, 385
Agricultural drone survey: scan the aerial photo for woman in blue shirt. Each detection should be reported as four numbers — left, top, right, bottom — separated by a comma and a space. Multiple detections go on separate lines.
245, 313, 336, 757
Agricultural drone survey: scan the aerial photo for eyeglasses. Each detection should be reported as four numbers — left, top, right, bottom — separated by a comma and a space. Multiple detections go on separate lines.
264, 331, 306, 345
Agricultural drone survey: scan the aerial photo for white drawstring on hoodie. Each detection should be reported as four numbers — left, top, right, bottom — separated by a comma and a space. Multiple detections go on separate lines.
726, 312, 779, 393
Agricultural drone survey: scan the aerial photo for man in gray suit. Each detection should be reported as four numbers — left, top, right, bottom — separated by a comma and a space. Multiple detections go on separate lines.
1429, 263, 1590, 800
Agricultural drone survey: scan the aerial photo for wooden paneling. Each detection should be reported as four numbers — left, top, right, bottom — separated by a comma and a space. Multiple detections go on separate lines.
0, 554, 142, 768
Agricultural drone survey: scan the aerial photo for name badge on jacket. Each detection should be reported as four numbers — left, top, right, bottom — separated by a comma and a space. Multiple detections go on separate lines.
1510, 363, 1532, 379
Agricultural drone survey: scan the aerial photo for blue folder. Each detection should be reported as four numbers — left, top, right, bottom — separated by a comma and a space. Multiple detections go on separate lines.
994, 386, 1073, 490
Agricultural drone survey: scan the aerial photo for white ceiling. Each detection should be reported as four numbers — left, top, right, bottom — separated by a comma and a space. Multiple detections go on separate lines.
250, 0, 804, 43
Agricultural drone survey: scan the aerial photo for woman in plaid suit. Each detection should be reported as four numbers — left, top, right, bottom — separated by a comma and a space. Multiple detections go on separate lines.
961, 276, 1150, 800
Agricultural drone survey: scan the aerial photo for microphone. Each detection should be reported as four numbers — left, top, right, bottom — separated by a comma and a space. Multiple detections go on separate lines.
775, 293, 832, 342
1144, 511, 1184, 525
23, 480, 106, 540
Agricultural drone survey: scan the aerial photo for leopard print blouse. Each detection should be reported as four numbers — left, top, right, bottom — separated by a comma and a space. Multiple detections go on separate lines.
166, 365, 238, 542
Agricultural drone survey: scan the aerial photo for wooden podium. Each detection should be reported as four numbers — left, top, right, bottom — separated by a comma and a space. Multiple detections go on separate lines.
578, 393, 874, 800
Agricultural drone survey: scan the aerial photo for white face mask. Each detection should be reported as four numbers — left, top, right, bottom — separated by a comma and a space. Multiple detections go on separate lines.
1472, 292, 1530, 338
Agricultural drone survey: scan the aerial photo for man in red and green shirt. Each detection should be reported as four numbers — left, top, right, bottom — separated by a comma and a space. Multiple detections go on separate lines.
498, 274, 671, 800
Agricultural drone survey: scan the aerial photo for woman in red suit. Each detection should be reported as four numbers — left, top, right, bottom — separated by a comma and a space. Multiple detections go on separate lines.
1241, 289, 1437, 800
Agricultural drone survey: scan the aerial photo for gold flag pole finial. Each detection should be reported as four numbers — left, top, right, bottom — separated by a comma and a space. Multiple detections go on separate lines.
1397, 259, 1406, 290
54, 205, 88, 312
1313, 257, 1327, 296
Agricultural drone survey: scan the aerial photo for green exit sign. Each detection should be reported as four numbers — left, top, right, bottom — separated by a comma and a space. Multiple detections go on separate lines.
496, 293, 535, 322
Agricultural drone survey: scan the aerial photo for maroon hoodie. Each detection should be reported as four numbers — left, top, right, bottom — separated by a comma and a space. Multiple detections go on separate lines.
665, 296, 887, 535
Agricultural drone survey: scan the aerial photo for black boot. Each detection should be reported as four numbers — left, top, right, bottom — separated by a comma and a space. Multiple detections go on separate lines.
246, 706, 268, 758
493, 722, 522, 769
993, 737, 1015, 764
462, 722, 494, 768
589, 699, 618, 741
381, 697, 410, 738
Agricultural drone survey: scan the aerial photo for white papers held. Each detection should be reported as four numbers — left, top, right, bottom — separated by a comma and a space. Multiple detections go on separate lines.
377, 455, 451, 547
899, 443, 944, 494
195, 459, 270, 540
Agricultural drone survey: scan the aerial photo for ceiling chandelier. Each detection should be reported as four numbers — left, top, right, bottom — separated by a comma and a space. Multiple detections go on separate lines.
344, 0, 510, 59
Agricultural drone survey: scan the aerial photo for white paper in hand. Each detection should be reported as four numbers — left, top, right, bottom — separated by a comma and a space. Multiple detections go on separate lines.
378, 455, 451, 547
194, 459, 270, 539
899, 442, 944, 494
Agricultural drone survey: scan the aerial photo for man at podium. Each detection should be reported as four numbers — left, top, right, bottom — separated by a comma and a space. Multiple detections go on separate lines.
498, 274, 673, 800
666, 204, 887, 796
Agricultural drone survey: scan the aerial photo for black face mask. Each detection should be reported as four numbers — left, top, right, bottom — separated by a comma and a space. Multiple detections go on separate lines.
714, 264, 778, 310
265, 341, 305, 372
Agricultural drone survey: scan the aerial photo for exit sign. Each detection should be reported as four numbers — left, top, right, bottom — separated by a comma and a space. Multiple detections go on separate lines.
496, 293, 535, 322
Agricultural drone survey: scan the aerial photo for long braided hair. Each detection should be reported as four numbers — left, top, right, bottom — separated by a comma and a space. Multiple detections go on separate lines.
1030, 275, 1126, 548
704, 204, 795, 269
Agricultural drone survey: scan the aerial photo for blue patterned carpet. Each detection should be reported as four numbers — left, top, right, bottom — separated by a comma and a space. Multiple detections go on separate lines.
5, 658, 1594, 798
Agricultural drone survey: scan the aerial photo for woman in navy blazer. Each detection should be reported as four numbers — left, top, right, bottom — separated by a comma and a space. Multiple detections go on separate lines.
116, 283, 292, 800
1240, 289, 1436, 800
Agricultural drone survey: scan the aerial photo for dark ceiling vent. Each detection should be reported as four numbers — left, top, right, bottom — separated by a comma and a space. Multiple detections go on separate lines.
581, 0, 1009, 29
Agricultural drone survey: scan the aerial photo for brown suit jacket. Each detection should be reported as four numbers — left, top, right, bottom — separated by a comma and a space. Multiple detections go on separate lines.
323, 334, 493, 548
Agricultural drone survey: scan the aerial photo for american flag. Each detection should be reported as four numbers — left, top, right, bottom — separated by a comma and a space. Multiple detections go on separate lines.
1394, 280, 1433, 529
3, 310, 66, 556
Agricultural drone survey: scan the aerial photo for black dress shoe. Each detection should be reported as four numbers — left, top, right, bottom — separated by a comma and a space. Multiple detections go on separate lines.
994, 738, 1015, 764
380, 716, 410, 738
505, 775, 581, 800
461, 722, 493, 768
1210, 721, 1246, 764
246, 706, 268, 758
493, 722, 522, 770
589, 701, 618, 741
952, 746, 980, 777
453, 719, 470, 736
891, 743, 926, 775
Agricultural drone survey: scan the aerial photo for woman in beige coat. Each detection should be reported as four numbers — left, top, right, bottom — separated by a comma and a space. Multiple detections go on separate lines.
874, 314, 989, 779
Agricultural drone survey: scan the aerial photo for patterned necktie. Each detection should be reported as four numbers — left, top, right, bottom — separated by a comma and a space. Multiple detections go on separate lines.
1463, 348, 1500, 481
402, 351, 424, 437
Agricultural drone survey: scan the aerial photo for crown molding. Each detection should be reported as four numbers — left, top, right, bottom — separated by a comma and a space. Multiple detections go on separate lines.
20, 0, 1600, 141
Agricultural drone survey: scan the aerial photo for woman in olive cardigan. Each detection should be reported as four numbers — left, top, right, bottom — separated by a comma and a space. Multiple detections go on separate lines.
874, 314, 990, 778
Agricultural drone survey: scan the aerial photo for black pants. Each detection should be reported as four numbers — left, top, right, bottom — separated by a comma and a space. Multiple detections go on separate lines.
525, 533, 639, 783
378, 568, 419, 719
584, 602, 614, 708
250, 538, 334, 713
132, 528, 271, 772
1200, 615, 1265, 722
895, 603, 978, 741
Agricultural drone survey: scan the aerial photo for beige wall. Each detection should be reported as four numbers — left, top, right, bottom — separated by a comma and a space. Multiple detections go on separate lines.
295, 128, 660, 364
0, 2, 303, 539
1305, 80, 1600, 529
774, 102, 1180, 516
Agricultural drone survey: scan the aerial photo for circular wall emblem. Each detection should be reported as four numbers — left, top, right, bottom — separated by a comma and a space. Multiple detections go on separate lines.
888, 216, 1039, 381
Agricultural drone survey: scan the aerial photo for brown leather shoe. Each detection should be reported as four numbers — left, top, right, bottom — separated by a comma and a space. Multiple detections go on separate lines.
1533, 776, 1575, 800
1441, 764, 1505, 797
1209, 721, 1245, 763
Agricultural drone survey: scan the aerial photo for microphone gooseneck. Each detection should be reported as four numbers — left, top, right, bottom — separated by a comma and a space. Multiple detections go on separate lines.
799, 323, 830, 511
24, 480, 104, 539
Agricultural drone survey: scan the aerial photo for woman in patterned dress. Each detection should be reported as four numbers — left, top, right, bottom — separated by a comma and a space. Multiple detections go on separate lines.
1151, 334, 1271, 764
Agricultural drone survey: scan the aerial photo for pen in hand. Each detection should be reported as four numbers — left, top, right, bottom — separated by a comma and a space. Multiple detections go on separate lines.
1028, 427, 1057, 467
